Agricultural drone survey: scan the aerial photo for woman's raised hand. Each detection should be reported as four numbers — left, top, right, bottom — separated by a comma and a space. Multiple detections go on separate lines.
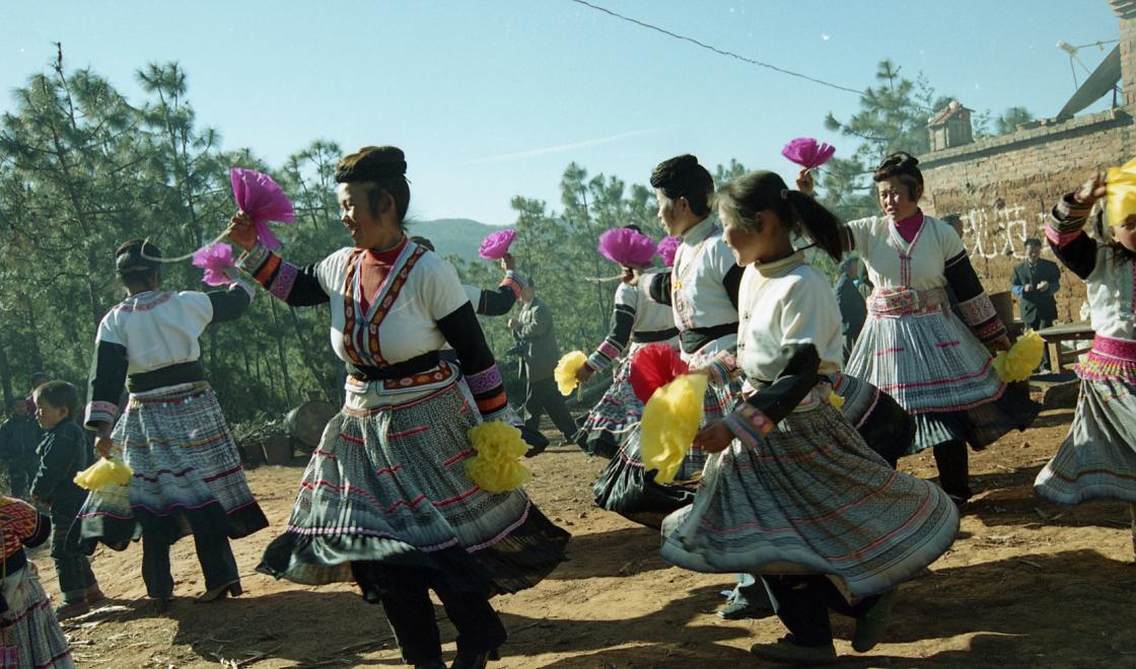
1075, 171, 1107, 205
796, 168, 816, 197
226, 211, 257, 251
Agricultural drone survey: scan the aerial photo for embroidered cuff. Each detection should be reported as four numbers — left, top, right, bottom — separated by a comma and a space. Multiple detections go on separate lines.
466, 365, 504, 395
723, 403, 774, 450
269, 262, 299, 300
1044, 223, 1085, 248
1052, 193, 1093, 232
956, 294, 998, 327
84, 401, 119, 431
974, 317, 1007, 343
586, 351, 612, 373
237, 244, 272, 275
703, 350, 738, 387
500, 271, 523, 299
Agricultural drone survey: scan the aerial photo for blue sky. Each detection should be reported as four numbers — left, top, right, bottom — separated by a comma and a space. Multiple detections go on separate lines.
0, 1, 1124, 225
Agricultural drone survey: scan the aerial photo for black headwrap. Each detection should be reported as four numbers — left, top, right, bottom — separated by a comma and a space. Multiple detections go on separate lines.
114, 240, 162, 274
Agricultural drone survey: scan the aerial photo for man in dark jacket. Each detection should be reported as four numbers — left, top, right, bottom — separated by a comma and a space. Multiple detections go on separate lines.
0, 398, 41, 498
1011, 238, 1061, 370
508, 280, 578, 454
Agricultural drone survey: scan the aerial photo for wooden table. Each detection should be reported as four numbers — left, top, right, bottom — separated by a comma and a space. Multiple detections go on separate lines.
1037, 323, 1096, 373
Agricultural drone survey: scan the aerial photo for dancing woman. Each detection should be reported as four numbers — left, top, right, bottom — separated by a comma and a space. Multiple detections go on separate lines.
234, 146, 569, 669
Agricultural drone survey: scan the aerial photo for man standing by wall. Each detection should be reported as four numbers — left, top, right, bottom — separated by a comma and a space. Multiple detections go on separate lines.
1011, 238, 1061, 370
508, 280, 579, 455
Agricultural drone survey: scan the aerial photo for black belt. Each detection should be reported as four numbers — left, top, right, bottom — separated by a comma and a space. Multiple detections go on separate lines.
127, 361, 205, 393
349, 351, 441, 381
679, 322, 738, 354
632, 328, 680, 344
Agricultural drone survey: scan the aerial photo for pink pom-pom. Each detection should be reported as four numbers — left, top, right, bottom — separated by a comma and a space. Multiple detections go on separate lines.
231, 168, 295, 250
192, 243, 236, 286
479, 228, 517, 260
598, 228, 656, 267
781, 137, 836, 170
656, 236, 681, 267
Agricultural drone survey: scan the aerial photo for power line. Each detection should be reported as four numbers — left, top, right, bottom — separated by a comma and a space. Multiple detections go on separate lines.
567, 0, 865, 98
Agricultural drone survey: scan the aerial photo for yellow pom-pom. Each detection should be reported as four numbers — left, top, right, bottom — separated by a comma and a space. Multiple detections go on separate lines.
554, 350, 588, 396
73, 457, 133, 491
828, 390, 845, 410
1106, 158, 1136, 226
640, 373, 709, 484
993, 330, 1045, 382
465, 421, 531, 493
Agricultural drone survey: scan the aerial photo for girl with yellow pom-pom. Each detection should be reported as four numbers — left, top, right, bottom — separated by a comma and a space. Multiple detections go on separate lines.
660, 171, 960, 665
1034, 170, 1136, 556
572, 225, 679, 458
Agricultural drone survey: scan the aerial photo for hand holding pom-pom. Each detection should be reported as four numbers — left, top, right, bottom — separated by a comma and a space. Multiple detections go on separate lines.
554, 351, 588, 396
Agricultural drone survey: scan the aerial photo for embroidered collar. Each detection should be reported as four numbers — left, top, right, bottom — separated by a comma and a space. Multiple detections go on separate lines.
753, 252, 805, 277
681, 215, 719, 245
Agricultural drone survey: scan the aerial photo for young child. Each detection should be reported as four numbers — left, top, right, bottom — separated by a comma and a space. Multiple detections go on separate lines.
1034, 173, 1136, 552
0, 495, 73, 668
29, 381, 102, 620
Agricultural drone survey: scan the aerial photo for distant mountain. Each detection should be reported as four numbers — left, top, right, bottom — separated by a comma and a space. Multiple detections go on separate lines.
409, 218, 500, 261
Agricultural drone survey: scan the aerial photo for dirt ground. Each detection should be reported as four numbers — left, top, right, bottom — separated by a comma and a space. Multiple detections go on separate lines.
35, 403, 1136, 669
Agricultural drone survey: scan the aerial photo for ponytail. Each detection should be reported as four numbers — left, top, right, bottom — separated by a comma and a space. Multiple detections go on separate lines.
785, 191, 843, 262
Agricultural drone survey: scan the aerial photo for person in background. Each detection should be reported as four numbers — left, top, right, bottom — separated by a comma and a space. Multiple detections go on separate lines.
24, 372, 49, 415
1011, 237, 1061, 371
508, 279, 580, 453
0, 398, 41, 499
835, 256, 867, 362
30, 381, 102, 620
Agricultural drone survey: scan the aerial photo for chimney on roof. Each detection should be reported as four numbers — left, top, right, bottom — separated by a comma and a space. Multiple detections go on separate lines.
927, 100, 974, 152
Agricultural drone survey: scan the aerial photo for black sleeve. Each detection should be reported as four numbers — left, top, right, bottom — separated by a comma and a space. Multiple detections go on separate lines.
30, 431, 75, 502
648, 272, 673, 306
477, 285, 517, 316
86, 339, 128, 430
24, 513, 52, 548
1049, 232, 1098, 280
944, 251, 1008, 345
244, 249, 331, 308
743, 344, 820, 422
437, 303, 509, 417
207, 284, 253, 323
723, 264, 744, 310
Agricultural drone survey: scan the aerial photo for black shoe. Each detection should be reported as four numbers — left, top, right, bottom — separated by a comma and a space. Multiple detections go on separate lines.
524, 442, 547, 458
196, 579, 242, 603
415, 660, 446, 669
451, 649, 494, 669
750, 635, 837, 665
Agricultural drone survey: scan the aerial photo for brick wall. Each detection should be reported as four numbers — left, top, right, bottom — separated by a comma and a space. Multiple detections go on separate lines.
910, 10, 1136, 325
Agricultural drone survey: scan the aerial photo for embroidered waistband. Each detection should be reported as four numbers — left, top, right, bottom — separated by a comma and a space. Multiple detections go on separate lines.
1076, 335, 1136, 383
868, 287, 948, 317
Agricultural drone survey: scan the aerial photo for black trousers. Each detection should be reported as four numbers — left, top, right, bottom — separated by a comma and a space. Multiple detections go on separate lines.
932, 440, 971, 502
523, 377, 578, 442
762, 575, 885, 647
354, 563, 506, 665
141, 529, 238, 598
